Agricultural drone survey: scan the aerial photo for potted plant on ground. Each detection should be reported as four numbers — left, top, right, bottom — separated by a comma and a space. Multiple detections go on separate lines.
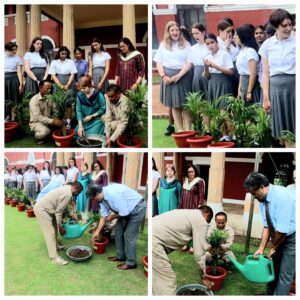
184, 92, 213, 148
25, 198, 36, 218
15, 189, 27, 212
116, 83, 148, 148
46, 84, 75, 147
4, 187, 12, 205
93, 235, 110, 254
205, 228, 228, 291
280, 130, 295, 148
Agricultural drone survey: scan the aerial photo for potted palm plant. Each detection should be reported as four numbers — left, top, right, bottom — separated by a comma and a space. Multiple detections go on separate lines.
15, 189, 27, 212
205, 229, 228, 291
25, 198, 36, 218
46, 84, 75, 147
4, 187, 12, 205
116, 83, 148, 148
280, 130, 295, 148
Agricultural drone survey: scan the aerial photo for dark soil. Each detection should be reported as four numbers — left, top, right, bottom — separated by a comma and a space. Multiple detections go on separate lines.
69, 248, 90, 258
178, 289, 208, 295
80, 139, 102, 146
95, 238, 106, 243
207, 270, 224, 276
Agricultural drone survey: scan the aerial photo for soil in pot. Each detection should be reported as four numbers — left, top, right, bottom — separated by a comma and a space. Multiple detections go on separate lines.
80, 139, 102, 146
178, 289, 209, 295
94, 236, 109, 254
69, 248, 90, 258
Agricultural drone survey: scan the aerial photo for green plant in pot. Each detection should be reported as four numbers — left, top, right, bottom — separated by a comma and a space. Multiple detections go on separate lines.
118, 83, 148, 147
280, 130, 295, 148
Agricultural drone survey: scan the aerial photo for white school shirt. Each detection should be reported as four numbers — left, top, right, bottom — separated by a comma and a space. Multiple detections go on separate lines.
92, 52, 111, 68
49, 59, 78, 75
4, 173, 10, 181
39, 169, 52, 181
51, 174, 65, 186
9, 173, 17, 182
217, 37, 240, 62
204, 49, 233, 74
23, 51, 48, 68
152, 170, 161, 190
24, 171, 37, 183
66, 167, 79, 182
5, 54, 23, 73
153, 41, 193, 69
191, 43, 211, 66
17, 174, 23, 183
259, 35, 295, 76
236, 47, 259, 75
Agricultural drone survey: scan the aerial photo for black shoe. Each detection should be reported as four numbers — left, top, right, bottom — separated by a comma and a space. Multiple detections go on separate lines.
165, 124, 175, 136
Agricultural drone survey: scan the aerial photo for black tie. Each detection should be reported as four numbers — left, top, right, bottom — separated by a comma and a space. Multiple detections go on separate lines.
264, 201, 276, 239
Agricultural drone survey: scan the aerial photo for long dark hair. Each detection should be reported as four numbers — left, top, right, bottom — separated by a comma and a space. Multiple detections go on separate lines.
152, 158, 158, 171
90, 37, 105, 55
43, 161, 51, 177
118, 37, 136, 57
55, 166, 63, 174
68, 157, 77, 168
184, 163, 200, 178
55, 46, 71, 60
29, 37, 48, 63
236, 24, 259, 53
92, 160, 105, 171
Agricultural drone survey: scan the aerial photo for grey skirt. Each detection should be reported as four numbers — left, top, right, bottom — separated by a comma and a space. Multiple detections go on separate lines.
270, 74, 295, 138
5, 72, 22, 106
55, 74, 77, 105
240, 75, 261, 106
26, 182, 37, 199
207, 73, 234, 108
41, 179, 51, 187
92, 67, 109, 94
192, 65, 208, 98
160, 67, 193, 108
24, 67, 46, 96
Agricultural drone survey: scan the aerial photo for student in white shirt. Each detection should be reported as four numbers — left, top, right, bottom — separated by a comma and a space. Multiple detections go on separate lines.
49, 46, 78, 128
39, 161, 53, 189
259, 9, 295, 140
24, 37, 49, 96
65, 157, 79, 185
191, 23, 210, 98
23, 165, 38, 199
235, 24, 261, 105
5, 42, 23, 121
153, 21, 193, 133
88, 37, 111, 94
17, 169, 23, 190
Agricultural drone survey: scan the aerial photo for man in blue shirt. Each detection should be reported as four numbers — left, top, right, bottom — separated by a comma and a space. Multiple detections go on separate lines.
87, 183, 147, 270
244, 172, 295, 295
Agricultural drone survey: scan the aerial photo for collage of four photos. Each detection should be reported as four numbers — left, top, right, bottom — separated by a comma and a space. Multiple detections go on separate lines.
3, 2, 296, 297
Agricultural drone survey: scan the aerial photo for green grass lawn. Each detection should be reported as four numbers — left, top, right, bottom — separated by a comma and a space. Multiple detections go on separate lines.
169, 240, 267, 295
5, 205, 148, 295
152, 118, 177, 148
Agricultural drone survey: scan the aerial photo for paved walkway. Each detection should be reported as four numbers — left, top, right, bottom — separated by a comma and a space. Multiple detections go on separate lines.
152, 84, 168, 118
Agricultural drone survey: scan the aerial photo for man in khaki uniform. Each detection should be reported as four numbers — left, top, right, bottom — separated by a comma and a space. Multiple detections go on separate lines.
206, 212, 236, 269
29, 80, 63, 144
34, 181, 83, 265
152, 206, 214, 295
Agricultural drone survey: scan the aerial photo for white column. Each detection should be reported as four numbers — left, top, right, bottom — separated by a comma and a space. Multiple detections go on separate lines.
122, 5, 136, 45
63, 5, 75, 58
30, 5, 41, 41
16, 5, 27, 57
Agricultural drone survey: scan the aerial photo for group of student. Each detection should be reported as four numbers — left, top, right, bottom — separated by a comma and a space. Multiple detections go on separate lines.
5, 36, 145, 144
154, 9, 295, 144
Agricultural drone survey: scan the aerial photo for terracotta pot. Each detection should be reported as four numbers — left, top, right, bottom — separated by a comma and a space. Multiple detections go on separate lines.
172, 130, 196, 148
94, 236, 109, 254
186, 136, 213, 148
205, 266, 227, 291
16, 203, 26, 212
290, 280, 296, 294
26, 208, 35, 218
10, 199, 17, 207
4, 198, 11, 205
207, 142, 235, 148
143, 256, 148, 277
5, 122, 19, 143
52, 129, 75, 148
116, 135, 144, 148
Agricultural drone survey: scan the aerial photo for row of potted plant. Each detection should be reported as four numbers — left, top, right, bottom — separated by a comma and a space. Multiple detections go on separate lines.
172, 92, 295, 148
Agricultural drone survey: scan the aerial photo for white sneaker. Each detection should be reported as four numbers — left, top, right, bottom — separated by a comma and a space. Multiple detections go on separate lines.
219, 135, 230, 142
52, 256, 68, 266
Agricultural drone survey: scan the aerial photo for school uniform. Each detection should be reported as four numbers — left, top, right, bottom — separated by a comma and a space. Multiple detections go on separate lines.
5, 53, 23, 107
65, 167, 79, 184
17, 174, 23, 189
23, 51, 48, 96
236, 47, 261, 105
39, 169, 52, 187
205, 49, 234, 107
91, 51, 111, 93
24, 170, 37, 199
74, 59, 88, 82
8, 172, 17, 189
153, 41, 193, 108
191, 43, 210, 97
259, 35, 295, 138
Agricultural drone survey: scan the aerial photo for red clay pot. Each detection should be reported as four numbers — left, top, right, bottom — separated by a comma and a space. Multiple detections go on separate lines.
207, 142, 235, 148
94, 236, 109, 254
5, 122, 19, 143
16, 203, 26, 211
205, 266, 227, 291
10, 199, 17, 207
186, 136, 213, 148
5, 198, 11, 205
143, 256, 148, 277
52, 129, 75, 148
290, 280, 296, 295
172, 130, 196, 148
116, 135, 144, 148
26, 208, 35, 218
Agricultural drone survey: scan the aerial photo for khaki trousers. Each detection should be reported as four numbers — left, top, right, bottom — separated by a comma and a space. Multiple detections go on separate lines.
30, 122, 50, 139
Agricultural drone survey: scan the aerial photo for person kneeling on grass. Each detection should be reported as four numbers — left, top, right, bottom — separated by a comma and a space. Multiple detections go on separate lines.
87, 183, 146, 270
34, 181, 83, 266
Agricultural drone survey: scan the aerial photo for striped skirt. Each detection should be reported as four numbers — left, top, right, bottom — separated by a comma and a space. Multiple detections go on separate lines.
92, 67, 109, 94
26, 182, 37, 199
240, 75, 261, 106
192, 65, 208, 99
24, 67, 46, 96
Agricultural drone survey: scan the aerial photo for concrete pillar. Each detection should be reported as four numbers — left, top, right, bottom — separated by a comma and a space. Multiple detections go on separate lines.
106, 153, 113, 183
83, 153, 93, 172
64, 153, 74, 166
56, 153, 64, 166
173, 153, 184, 182
63, 5, 75, 58
207, 153, 225, 214
152, 152, 164, 178
123, 5, 136, 45
124, 153, 140, 189
30, 5, 41, 42
16, 5, 27, 57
